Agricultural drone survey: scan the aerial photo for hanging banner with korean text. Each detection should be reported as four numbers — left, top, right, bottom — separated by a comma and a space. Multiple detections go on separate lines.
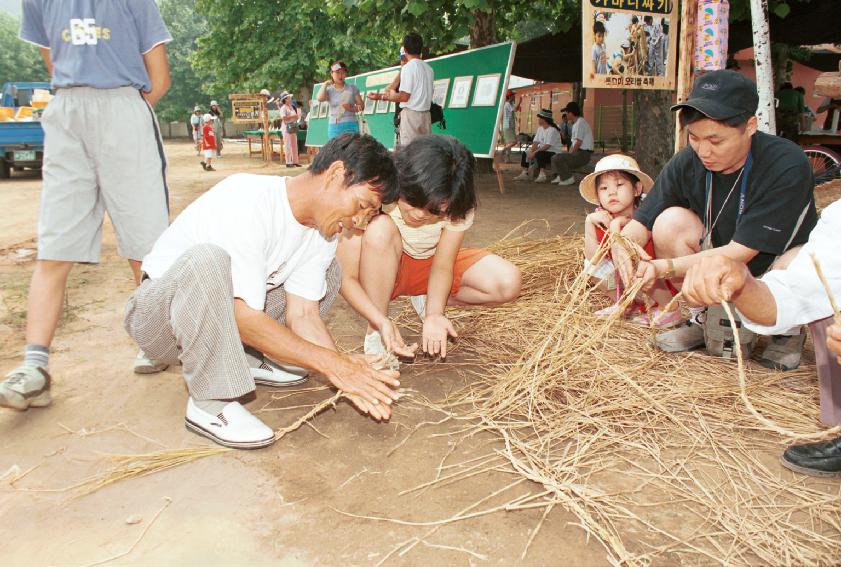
583, 0, 679, 90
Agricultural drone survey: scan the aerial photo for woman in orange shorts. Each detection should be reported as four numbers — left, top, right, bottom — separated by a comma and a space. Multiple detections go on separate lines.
337, 136, 521, 359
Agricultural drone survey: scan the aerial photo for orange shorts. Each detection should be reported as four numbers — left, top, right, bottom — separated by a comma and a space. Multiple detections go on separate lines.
391, 248, 490, 300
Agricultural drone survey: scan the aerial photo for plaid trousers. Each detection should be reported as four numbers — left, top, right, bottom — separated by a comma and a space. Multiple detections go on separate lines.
124, 243, 341, 400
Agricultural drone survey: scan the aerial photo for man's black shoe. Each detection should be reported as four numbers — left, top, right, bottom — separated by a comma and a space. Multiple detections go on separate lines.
781, 435, 841, 477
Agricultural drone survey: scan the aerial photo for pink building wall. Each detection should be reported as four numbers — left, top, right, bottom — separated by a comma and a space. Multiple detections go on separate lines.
731, 47, 828, 126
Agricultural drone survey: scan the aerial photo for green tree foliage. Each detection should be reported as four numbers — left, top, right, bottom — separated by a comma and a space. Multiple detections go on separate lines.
0, 12, 49, 84
156, 0, 226, 125
337, 0, 577, 50
193, 0, 399, 103
190, 0, 576, 98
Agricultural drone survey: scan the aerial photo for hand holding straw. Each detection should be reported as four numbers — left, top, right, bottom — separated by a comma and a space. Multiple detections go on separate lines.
721, 300, 841, 441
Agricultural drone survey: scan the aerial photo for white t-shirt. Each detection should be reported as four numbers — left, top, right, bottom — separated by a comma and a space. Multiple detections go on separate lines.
141, 174, 337, 311
533, 125, 563, 154
503, 101, 515, 130
740, 200, 841, 335
571, 117, 594, 151
399, 58, 434, 112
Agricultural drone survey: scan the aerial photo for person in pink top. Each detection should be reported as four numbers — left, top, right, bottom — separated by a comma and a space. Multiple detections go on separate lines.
279, 92, 300, 168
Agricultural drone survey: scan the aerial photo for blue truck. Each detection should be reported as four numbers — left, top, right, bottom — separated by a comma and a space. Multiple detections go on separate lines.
0, 81, 51, 179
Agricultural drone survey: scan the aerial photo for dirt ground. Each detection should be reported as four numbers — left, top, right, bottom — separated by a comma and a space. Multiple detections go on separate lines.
0, 140, 632, 566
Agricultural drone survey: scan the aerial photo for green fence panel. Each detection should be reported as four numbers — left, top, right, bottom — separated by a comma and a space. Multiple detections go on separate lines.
305, 42, 515, 157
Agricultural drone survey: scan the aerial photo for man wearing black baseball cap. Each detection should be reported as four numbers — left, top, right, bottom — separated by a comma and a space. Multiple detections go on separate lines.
550, 101, 595, 185
611, 70, 817, 369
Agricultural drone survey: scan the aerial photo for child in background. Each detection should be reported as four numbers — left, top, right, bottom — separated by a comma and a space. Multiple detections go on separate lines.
581, 154, 678, 327
191, 106, 202, 155
200, 113, 216, 171
337, 135, 522, 360
592, 20, 609, 75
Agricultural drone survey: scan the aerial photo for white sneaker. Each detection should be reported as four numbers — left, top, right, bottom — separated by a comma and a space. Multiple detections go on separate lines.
551, 176, 561, 184
556, 176, 576, 186
185, 398, 275, 449
534, 172, 548, 183
410, 295, 427, 320
364, 331, 387, 357
513, 171, 530, 181
0, 365, 52, 410
250, 360, 309, 387
655, 310, 706, 353
134, 350, 169, 374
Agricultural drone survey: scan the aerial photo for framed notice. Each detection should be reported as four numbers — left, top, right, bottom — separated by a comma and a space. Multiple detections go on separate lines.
583, 0, 678, 90
363, 95, 376, 114
449, 76, 473, 108
231, 98, 263, 123
318, 101, 329, 118
432, 78, 450, 107
375, 89, 390, 113
472, 73, 501, 107
389, 101, 396, 113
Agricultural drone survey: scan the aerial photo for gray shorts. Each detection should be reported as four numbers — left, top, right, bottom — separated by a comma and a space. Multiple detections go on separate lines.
38, 86, 169, 262
502, 128, 516, 144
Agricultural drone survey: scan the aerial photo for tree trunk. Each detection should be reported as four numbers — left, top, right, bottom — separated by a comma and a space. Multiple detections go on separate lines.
573, 82, 584, 108
750, 0, 776, 134
633, 90, 675, 177
469, 9, 496, 48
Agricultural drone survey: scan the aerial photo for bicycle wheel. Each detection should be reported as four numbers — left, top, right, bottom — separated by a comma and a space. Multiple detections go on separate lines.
803, 145, 841, 183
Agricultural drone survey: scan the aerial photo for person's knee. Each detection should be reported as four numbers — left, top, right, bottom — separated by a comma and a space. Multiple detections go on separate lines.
651, 207, 702, 256
495, 263, 522, 302
362, 214, 401, 254
186, 244, 232, 280
482, 258, 522, 303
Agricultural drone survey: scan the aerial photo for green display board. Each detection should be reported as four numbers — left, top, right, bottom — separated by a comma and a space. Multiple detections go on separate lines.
305, 42, 516, 158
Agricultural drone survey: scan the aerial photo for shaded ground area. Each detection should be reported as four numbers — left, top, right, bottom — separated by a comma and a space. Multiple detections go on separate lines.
0, 141, 617, 566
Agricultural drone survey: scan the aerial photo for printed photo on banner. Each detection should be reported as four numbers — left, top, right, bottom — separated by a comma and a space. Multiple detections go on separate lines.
363, 94, 376, 114
583, 0, 678, 90
472, 73, 501, 107
432, 78, 450, 107
449, 76, 473, 108
375, 89, 390, 113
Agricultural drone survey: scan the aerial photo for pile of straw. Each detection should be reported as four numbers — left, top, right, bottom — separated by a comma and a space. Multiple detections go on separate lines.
397, 224, 841, 565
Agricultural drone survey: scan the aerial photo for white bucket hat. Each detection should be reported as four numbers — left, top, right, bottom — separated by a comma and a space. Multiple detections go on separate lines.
210, 100, 219, 106
579, 154, 654, 205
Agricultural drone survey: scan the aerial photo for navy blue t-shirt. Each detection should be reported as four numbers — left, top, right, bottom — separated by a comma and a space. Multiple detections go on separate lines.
20, 0, 172, 91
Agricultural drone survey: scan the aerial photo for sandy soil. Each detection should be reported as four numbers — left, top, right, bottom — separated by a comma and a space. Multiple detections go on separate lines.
0, 140, 627, 566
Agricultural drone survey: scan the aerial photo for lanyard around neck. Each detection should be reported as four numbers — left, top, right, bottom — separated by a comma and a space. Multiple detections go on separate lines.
702, 151, 753, 243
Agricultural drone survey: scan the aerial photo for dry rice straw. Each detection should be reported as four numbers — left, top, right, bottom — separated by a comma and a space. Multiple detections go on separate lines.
722, 300, 841, 441
384, 223, 841, 565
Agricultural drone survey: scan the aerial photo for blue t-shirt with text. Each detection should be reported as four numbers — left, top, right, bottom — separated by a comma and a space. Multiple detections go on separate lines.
20, 0, 172, 91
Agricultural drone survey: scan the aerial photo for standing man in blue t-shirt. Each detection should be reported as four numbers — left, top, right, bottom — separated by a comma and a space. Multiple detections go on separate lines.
0, 0, 172, 411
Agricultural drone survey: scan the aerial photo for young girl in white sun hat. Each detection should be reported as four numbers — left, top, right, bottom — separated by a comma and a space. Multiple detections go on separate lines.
581, 154, 679, 327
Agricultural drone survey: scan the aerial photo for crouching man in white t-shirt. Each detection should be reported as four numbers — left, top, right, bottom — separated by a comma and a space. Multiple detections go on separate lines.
124, 134, 402, 449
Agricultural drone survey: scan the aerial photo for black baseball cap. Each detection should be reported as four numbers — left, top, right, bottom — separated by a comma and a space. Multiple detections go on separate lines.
561, 101, 581, 116
670, 70, 758, 120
